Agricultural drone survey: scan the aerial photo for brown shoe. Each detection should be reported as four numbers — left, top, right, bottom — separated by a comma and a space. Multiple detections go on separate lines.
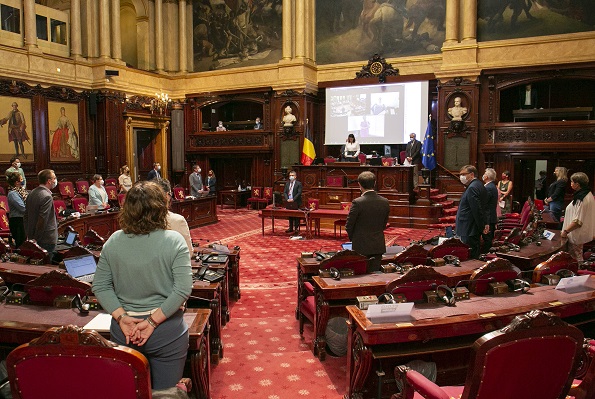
178, 377, 192, 392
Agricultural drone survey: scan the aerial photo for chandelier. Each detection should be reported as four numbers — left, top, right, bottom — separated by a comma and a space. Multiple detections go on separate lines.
144, 92, 171, 115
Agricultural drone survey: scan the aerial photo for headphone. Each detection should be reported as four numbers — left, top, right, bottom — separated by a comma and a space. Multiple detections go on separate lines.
556, 269, 576, 279
435, 285, 456, 306
506, 279, 531, 293
377, 293, 395, 304
329, 267, 341, 281
442, 255, 460, 267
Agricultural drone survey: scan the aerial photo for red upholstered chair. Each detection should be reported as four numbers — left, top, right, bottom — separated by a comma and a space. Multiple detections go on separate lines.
428, 237, 470, 262
118, 192, 127, 207
7, 325, 153, 399
569, 340, 595, 399
173, 185, 186, 201
385, 266, 448, 303
399, 150, 407, 164
323, 156, 336, 164
392, 244, 429, 266
18, 240, 49, 264
467, 257, 521, 295
0, 186, 4, 194
75, 178, 90, 196
0, 195, 9, 212
358, 152, 366, 165
262, 187, 273, 205
381, 156, 394, 166
247, 187, 267, 210
58, 180, 75, 202
0, 209, 11, 242
307, 198, 319, 211
105, 177, 118, 187
71, 196, 88, 214
53, 199, 67, 218
532, 251, 579, 284
103, 184, 118, 208
334, 202, 351, 237
394, 310, 584, 399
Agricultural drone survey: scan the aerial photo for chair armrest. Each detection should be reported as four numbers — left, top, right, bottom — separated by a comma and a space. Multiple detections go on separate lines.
395, 366, 450, 399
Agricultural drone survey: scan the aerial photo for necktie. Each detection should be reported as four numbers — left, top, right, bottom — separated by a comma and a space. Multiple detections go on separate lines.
289, 182, 294, 199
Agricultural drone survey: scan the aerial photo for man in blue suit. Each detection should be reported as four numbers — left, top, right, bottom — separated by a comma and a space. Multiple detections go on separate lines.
455, 165, 488, 259
482, 168, 499, 253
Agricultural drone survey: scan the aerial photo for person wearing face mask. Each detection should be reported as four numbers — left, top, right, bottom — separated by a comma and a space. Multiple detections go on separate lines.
455, 165, 488, 259
118, 165, 132, 193
481, 168, 499, 253
216, 121, 227, 131
24, 169, 59, 262
147, 162, 162, 181
254, 117, 263, 130
283, 170, 302, 234
88, 174, 110, 210
405, 133, 422, 187
206, 170, 216, 196
6, 171, 27, 248
189, 165, 206, 197
497, 170, 513, 214
6, 156, 26, 189
544, 166, 568, 222
345, 171, 390, 272
561, 172, 595, 261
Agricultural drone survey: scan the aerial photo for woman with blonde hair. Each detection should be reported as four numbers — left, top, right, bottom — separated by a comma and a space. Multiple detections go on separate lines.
118, 165, 132, 193
93, 181, 192, 390
544, 166, 568, 222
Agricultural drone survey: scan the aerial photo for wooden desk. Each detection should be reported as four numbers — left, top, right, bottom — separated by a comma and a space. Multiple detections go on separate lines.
170, 196, 218, 228
195, 245, 242, 301
496, 234, 564, 270
259, 207, 349, 236
307, 259, 484, 360
0, 260, 225, 366
219, 189, 250, 209
193, 256, 231, 326
0, 304, 211, 399
345, 280, 595, 399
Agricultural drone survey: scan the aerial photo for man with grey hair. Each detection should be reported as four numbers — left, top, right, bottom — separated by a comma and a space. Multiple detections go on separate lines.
482, 168, 499, 252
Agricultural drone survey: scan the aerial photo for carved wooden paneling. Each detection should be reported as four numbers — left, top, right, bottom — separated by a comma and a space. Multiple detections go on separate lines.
187, 132, 273, 153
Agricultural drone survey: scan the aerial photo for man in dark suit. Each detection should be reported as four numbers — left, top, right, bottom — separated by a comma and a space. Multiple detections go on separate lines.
345, 171, 390, 272
147, 162, 162, 181
405, 133, 422, 186
254, 117, 263, 129
455, 165, 488, 259
283, 170, 302, 234
24, 169, 59, 263
481, 168, 499, 253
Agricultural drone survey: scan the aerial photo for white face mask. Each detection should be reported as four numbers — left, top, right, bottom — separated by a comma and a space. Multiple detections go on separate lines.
50, 178, 57, 189
197, 169, 201, 174
157, 165, 161, 171
100, 180, 104, 186
15, 162, 21, 168
289, 176, 295, 181
460, 175, 468, 185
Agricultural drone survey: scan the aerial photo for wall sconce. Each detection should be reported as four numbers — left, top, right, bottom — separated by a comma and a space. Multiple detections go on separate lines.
143, 92, 171, 115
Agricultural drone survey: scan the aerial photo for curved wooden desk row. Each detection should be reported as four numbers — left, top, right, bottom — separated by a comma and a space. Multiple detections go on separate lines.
0, 303, 211, 399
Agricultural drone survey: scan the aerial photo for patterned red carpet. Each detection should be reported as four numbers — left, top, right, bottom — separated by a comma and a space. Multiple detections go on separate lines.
190, 208, 430, 399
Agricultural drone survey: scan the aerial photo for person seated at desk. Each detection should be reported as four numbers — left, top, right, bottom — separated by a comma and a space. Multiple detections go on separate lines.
88, 174, 110, 210
216, 121, 226, 131
92, 181, 193, 391
343, 133, 360, 162
254, 117, 263, 130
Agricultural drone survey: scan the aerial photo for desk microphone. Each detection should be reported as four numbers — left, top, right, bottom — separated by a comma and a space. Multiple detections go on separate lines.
411, 229, 434, 245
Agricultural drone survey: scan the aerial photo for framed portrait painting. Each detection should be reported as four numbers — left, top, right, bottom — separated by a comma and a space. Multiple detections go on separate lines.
48, 101, 80, 161
0, 96, 34, 162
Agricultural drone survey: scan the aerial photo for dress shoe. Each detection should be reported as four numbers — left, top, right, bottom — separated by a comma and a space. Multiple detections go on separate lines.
285, 228, 294, 233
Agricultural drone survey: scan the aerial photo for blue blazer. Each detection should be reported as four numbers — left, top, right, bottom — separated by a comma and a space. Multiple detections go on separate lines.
484, 181, 499, 225
455, 178, 487, 237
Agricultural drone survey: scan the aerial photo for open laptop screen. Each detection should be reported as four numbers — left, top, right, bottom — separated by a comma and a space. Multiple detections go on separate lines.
64, 255, 97, 279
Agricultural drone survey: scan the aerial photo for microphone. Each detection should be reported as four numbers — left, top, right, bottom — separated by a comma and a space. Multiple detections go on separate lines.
411, 229, 434, 245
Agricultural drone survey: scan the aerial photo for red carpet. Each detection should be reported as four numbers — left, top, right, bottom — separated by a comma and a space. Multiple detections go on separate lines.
190, 209, 431, 399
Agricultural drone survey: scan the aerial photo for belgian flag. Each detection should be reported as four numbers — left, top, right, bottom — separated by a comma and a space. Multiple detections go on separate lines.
301, 121, 316, 165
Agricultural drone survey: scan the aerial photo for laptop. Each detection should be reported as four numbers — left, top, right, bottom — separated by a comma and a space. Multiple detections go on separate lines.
341, 242, 353, 251
55, 231, 78, 251
64, 254, 97, 283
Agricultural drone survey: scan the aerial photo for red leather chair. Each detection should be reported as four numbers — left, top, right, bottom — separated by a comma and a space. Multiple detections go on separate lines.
0, 209, 11, 242
262, 187, 273, 205
381, 156, 395, 166
75, 179, 90, 196
105, 177, 118, 187
105, 185, 118, 206
247, 187, 267, 209
0, 195, 9, 212
58, 180, 75, 202
394, 310, 584, 399
468, 257, 521, 296
7, 325, 153, 399
428, 237, 470, 262
53, 199, 67, 217
399, 150, 407, 165
173, 185, 186, 201
385, 266, 448, 303
358, 152, 366, 165
71, 196, 88, 214
392, 244, 429, 266
532, 251, 579, 284
334, 202, 351, 237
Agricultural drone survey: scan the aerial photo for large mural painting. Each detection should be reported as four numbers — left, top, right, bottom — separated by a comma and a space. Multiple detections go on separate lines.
316, 0, 446, 65
193, 0, 283, 71
477, 0, 594, 41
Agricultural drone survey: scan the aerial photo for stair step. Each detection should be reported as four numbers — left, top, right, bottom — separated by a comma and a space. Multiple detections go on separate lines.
439, 216, 456, 223
439, 200, 454, 208
443, 207, 458, 216
430, 194, 448, 202
430, 188, 440, 195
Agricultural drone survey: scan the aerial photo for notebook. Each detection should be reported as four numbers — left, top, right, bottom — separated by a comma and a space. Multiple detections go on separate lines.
55, 231, 78, 251
64, 254, 97, 283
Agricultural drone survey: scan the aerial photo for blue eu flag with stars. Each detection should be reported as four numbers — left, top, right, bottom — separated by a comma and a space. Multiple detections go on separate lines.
421, 120, 436, 170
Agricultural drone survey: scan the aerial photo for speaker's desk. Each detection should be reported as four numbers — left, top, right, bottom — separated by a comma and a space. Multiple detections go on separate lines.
305, 259, 485, 361
495, 234, 564, 270
345, 279, 595, 399
0, 260, 224, 366
0, 304, 211, 399
259, 207, 349, 236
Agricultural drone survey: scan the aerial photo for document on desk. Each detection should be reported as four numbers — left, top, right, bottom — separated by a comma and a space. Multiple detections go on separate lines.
366, 303, 414, 324
83, 313, 112, 332
555, 275, 590, 293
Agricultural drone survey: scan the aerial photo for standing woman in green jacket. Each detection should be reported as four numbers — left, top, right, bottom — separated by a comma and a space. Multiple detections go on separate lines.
93, 180, 193, 390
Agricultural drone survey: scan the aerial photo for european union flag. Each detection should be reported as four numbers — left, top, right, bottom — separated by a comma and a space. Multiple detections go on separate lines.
421, 120, 436, 170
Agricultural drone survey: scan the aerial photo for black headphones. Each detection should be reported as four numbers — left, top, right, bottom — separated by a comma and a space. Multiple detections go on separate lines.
506, 279, 531, 293
556, 269, 576, 279
377, 293, 396, 304
442, 255, 461, 267
329, 267, 341, 281
435, 285, 456, 306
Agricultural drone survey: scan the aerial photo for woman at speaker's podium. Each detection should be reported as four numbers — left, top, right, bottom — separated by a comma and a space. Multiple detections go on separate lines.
343, 133, 360, 162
